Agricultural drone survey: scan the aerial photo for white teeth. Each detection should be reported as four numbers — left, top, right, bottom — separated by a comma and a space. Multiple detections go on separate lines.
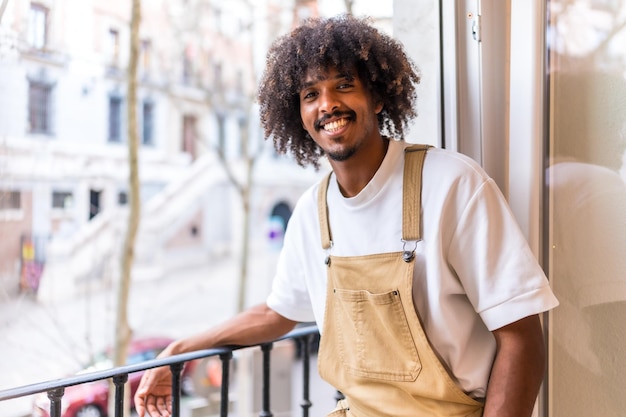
323, 118, 348, 132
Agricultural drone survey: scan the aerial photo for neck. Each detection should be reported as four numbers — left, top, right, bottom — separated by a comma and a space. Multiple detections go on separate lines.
331, 136, 389, 197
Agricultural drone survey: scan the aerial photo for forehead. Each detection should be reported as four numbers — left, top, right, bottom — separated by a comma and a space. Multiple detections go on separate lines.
301, 66, 356, 88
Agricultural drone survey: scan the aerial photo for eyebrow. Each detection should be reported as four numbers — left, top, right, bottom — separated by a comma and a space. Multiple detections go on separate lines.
301, 72, 354, 90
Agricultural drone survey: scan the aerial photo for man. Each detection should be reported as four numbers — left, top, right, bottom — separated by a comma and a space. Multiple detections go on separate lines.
135, 15, 558, 417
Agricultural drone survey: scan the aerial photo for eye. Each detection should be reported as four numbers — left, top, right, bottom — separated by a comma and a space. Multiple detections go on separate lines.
337, 80, 355, 90
301, 90, 318, 101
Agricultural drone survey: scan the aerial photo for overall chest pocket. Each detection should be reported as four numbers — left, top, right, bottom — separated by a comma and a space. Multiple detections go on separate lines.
331, 288, 422, 381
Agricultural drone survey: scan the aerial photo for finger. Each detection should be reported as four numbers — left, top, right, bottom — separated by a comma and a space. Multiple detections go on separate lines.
145, 395, 161, 417
156, 397, 170, 416
134, 381, 149, 416
134, 396, 145, 417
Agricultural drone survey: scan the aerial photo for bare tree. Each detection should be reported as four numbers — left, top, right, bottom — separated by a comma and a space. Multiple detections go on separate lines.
344, 0, 354, 15
215, 110, 259, 314
212, 1, 262, 314
166, 0, 276, 313
212, 0, 300, 313
109, 0, 141, 415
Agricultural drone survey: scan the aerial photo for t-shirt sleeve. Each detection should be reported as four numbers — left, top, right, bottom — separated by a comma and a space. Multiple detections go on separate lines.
266, 197, 317, 323
266, 252, 316, 322
448, 178, 559, 331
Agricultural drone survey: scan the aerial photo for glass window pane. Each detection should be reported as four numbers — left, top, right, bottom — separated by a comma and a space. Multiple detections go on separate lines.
28, 81, 52, 134
52, 191, 73, 209
0, 190, 21, 210
142, 100, 154, 145
28, 4, 47, 49
108, 96, 122, 142
546, 1, 626, 415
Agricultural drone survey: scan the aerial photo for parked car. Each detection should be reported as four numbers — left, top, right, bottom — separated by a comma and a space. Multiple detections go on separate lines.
32, 337, 198, 417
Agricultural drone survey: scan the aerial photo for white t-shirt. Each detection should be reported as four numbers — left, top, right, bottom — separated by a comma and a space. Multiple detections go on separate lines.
267, 139, 559, 397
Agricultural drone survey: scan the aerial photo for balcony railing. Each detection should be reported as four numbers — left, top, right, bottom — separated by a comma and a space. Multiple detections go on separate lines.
0, 324, 327, 417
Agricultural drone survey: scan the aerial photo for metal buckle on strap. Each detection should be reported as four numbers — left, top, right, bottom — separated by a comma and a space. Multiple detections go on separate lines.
324, 241, 334, 266
401, 240, 418, 263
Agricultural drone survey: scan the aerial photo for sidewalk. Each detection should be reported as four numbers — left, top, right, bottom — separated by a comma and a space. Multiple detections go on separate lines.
0, 249, 280, 417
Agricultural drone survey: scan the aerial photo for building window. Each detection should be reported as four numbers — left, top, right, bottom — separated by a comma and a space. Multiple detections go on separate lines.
118, 191, 128, 205
89, 189, 101, 220
182, 115, 197, 158
28, 80, 54, 134
238, 116, 247, 156
108, 95, 123, 142
235, 70, 244, 95
182, 50, 193, 85
107, 28, 120, 66
140, 39, 152, 73
51, 191, 73, 209
28, 3, 48, 49
0, 190, 21, 210
214, 63, 223, 89
214, 6, 223, 34
217, 113, 226, 154
142, 100, 154, 145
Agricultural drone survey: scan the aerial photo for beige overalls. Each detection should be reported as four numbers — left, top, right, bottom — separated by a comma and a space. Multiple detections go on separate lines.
317, 145, 484, 417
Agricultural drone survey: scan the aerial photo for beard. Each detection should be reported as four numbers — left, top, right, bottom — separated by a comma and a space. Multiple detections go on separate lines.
326, 145, 358, 161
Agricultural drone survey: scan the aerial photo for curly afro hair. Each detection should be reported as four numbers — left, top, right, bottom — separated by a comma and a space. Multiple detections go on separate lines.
258, 14, 420, 168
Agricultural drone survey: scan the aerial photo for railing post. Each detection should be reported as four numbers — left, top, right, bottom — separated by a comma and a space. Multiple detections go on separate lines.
112, 374, 128, 417
259, 342, 273, 417
300, 336, 312, 417
219, 352, 233, 417
0, 326, 321, 417
47, 387, 64, 417
170, 362, 184, 417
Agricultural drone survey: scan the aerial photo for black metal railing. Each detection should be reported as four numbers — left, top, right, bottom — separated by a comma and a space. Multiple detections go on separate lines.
0, 324, 321, 417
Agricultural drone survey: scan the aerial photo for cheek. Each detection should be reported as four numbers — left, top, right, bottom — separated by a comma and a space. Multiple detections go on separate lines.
300, 107, 316, 131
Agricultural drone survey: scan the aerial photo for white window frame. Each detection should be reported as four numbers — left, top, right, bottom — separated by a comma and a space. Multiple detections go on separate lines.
440, 0, 546, 252
402, 1, 549, 414
28, 3, 48, 50
449, 2, 549, 416
507, 0, 547, 259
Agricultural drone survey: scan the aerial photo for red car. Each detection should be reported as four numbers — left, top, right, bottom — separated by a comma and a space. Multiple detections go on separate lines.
32, 337, 198, 417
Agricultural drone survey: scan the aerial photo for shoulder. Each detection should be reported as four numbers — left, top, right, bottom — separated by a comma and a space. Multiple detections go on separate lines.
425, 147, 488, 178
418, 147, 493, 201
398, 141, 488, 178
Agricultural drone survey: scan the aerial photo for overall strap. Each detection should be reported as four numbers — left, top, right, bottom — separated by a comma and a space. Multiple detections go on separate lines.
318, 173, 333, 250
317, 143, 431, 250
402, 144, 431, 241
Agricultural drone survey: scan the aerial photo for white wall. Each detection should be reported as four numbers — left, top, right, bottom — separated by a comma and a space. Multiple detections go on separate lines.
393, 0, 442, 146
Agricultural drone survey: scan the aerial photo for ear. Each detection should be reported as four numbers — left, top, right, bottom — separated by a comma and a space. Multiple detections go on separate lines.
375, 102, 383, 114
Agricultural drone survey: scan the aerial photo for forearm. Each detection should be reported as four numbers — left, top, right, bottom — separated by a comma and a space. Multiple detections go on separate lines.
483, 315, 546, 417
164, 303, 298, 356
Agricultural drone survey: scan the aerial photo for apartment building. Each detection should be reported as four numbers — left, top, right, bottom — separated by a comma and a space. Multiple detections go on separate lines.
0, 0, 325, 301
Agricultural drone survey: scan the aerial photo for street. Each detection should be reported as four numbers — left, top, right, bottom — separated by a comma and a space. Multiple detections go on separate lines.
0, 250, 289, 417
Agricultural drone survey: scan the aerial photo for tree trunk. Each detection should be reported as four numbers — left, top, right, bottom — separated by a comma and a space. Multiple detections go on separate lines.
236, 157, 254, 313
344, 0, 354, 15
109, 0, 141, 415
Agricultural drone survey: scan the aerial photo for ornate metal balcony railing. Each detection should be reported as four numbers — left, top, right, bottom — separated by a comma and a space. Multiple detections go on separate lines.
0, 324, 325, 417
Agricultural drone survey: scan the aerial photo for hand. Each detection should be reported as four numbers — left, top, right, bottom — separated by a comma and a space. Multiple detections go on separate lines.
134, 366, 174, 417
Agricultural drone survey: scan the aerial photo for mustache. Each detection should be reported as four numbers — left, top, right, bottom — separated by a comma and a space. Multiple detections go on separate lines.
314, 110, 356, 131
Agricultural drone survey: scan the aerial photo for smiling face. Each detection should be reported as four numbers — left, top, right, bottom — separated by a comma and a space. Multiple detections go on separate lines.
299, 66, 383, 163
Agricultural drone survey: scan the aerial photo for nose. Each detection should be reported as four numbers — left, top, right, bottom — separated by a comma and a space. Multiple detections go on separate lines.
319, 89, 339, 114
